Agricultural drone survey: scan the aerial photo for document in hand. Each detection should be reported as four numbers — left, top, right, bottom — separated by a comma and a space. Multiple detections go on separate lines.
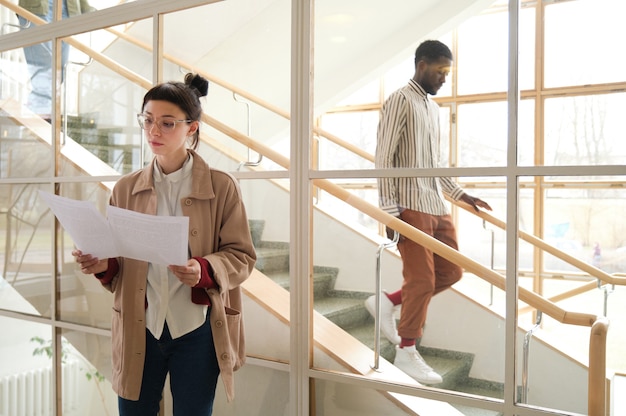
39, 191, 189, 265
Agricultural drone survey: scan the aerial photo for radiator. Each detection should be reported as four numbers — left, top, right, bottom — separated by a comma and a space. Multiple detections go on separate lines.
0, 360, 79, 416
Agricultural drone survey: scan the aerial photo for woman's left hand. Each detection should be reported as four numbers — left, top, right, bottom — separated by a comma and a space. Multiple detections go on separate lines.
169, 259, 201, 287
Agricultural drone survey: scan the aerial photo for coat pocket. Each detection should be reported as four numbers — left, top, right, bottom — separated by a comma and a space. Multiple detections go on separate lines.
224, 306, 245, 370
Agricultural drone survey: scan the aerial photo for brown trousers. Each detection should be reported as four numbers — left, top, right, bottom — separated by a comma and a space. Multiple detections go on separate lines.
397, 209, 462, 339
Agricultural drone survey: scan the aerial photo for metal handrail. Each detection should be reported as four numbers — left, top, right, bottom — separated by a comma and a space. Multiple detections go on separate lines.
596, 278, 615, 317
234, 92, 262, 170
520, 311, 542, 403
371, 231, 399, 371
62, 58, 93, 144
482, 219, 496, 305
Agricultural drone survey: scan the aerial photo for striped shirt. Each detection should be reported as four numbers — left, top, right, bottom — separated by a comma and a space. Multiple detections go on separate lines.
376, 79, 464, 217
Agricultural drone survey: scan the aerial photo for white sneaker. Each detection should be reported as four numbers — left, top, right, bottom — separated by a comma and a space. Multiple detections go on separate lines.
364, 294, 401, 345
394, 345, 443, 384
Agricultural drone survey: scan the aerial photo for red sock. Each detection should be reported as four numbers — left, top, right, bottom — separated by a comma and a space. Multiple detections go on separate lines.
400, 338, 415, 348
386, 289, 402, 306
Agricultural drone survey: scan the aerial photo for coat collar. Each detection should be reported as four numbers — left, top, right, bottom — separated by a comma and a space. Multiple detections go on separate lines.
131, 149, 215, 200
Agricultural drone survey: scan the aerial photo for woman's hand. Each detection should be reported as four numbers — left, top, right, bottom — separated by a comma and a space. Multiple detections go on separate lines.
72, 249, 109, 275
169, 259, 201, 287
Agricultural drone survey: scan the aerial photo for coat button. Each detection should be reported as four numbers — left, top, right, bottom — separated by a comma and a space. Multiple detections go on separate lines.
221, 353, 230, 361
185, 199, 192, 206
215, 320, 223, 328
191, 229, 199, 236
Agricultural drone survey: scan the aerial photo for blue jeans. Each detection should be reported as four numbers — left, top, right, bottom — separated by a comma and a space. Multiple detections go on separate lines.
118, 316, 220, 416
17, 0, 69, 116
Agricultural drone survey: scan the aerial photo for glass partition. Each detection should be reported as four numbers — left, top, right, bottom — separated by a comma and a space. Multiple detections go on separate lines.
0, 182, 53, 317
237, 177, 290, 364
60, 328, 117, 416
56, 181, 112, 328
0, 317, 53, 415
161, 1, 292, 174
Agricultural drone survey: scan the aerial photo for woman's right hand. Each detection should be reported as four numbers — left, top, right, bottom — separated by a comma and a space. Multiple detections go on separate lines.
72, 249, 108, 275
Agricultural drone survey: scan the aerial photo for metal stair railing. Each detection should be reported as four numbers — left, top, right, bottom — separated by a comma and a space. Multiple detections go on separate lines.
371, 231, 399, 371
520, 311, 542, 404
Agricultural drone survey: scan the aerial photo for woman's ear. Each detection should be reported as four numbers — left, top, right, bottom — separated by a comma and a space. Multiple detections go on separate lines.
188, 120, 200, 136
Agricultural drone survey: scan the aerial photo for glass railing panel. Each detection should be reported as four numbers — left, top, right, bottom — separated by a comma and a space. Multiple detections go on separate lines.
0, 316, 53, 415
0, 39, 58, 123
59, 26, 151, 176
0, 183, 53, 317
237, 177, 291, 364
56, 181, 112, 328
313, 377, 504, 416
0, 112, 54, 179
311, 173, 507, 410
60, 328, 117, 416
213, 363, 290, 414
317, 110, 377, 171
161, 0, 291, 173
515, 309, 593, 415
457, 185, 535, 272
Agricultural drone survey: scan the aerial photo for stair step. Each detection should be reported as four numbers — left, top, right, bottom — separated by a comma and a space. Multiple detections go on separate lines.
251, 229, 504, 413
314, 296, 370, 329
254, 243, 289, 274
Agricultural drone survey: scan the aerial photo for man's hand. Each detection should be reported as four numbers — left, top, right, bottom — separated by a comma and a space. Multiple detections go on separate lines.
460, 194, 492, 212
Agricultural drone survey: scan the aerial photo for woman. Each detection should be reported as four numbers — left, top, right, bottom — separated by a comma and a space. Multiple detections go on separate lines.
73, 73, 256, 415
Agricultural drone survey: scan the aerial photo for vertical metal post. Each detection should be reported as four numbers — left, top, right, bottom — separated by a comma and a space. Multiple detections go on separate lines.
371, 232, 398, 371
520, 310, 542, 403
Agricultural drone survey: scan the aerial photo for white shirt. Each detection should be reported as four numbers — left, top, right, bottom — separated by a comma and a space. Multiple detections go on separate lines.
145, 154, 208, 340
375, 79, 464, 217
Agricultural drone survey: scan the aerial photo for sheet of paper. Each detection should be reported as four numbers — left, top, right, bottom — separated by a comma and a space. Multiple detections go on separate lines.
39, 191, 189, 265
38, 191, 118, 259
107, 205, 189, 266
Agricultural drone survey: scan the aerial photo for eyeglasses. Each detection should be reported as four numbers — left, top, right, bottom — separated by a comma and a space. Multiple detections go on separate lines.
137, 113, 192, 133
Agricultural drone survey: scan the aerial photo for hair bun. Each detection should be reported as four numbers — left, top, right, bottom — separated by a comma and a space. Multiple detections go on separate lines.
184, 73, 209, 98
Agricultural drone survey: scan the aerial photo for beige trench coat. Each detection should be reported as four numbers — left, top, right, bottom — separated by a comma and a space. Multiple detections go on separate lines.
98, 149, 256, 402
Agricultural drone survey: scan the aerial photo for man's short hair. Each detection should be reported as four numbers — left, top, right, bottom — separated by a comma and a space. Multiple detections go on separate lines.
414, 40, 453, 65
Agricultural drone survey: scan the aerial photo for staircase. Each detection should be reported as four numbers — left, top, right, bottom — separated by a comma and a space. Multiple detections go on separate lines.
250, 219, 504, 415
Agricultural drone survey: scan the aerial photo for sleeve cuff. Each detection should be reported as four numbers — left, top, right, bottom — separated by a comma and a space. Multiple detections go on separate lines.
94, 258, 119, 284
193, 256, 217, 289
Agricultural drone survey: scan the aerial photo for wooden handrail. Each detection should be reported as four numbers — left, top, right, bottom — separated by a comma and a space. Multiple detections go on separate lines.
588, 317, 609, 416
450, 197, 626, 287
105, 27, 374, 163
3, 6, 608, 413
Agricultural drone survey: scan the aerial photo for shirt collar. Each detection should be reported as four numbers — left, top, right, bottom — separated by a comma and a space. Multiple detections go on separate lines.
153, 153, 193, 184
408, 79, 428, 98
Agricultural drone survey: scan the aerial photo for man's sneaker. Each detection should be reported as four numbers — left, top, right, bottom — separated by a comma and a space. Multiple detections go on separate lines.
394, 345, 443, 384
364, 294, 401, 345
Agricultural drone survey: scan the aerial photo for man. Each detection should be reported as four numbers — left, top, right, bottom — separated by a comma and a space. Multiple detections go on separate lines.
17, 0, 95, 120
367, 40, 492, 384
